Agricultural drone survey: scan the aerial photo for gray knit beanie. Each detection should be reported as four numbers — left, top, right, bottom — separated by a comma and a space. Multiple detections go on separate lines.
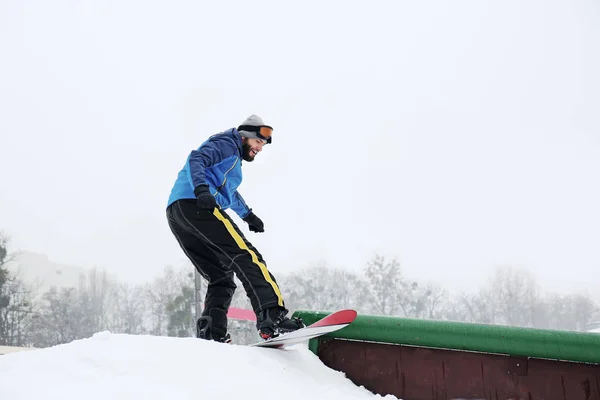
237, 114, 273, 144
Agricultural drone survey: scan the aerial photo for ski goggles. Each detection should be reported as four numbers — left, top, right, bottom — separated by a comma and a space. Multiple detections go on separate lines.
238, 124, 273, 144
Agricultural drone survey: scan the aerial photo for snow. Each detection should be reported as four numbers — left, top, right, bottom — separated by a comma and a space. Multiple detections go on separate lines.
0, 331, 398, 400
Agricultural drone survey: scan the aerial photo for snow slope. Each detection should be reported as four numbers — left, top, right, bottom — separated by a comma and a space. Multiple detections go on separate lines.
0, 331, 398, 400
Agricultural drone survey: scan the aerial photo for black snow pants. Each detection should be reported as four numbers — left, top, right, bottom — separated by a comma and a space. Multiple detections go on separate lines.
166, 199, 285, 333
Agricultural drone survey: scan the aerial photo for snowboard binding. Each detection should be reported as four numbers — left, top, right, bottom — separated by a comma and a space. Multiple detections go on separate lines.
256, 307, 305, 340
196, 315, 231, 343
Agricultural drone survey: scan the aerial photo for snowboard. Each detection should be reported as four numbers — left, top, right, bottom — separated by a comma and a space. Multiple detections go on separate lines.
249, 309, 357, 349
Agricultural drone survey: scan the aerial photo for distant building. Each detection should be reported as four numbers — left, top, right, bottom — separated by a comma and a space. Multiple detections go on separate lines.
5, 251, 116, 296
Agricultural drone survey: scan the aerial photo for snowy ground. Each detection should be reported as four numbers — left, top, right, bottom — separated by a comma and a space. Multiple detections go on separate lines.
0, 332, 398, 400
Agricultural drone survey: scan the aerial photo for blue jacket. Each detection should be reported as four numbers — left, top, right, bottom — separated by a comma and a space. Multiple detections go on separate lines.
167, 128, 251, 219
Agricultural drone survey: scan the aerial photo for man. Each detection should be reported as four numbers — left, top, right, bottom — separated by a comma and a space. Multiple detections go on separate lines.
166, 115, 304, 343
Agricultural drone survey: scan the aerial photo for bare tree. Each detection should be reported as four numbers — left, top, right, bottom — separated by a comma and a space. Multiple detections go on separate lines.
0, 232, 36, 346
535, 292, 599, 331
409, 282, 450, 319
364, 253, 417, 316
0, 231, 18, 268
437, 294, 471, 322
458, 289, 500, 324
145, 265, 194, 336
166, 282, 195, 338
280, 261, 367, 313
76, 268, 113, 336
106, 282, 148, 334
29, 287, 87, 347
487, 266, 541, 327
453, 266, 541, 327
0, 273, 36, 346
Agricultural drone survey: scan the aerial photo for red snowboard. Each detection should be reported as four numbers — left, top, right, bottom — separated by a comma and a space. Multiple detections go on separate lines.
250, 309, 357, 349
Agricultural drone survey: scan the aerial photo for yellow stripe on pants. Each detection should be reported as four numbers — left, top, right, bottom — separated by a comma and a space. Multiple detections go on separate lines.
213, 208, 284, 307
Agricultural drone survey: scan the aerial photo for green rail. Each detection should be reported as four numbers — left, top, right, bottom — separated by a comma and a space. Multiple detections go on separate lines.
291, 309, 600, 364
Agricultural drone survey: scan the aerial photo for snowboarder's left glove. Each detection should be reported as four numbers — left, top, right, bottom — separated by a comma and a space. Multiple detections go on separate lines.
243, 212, 264, 233
194, 185, 217, 210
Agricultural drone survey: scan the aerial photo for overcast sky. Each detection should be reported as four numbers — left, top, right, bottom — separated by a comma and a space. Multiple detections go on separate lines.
1, 0, 599, 298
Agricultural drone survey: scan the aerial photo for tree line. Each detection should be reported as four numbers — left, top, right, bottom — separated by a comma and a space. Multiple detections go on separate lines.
1, 231, 598, 347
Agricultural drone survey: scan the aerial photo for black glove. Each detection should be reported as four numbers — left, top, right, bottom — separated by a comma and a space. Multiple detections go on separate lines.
194, 185, 217, 210
243, 211, 264, 233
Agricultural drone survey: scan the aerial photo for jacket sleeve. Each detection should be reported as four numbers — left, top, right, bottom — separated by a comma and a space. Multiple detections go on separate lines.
231, 191, 251, 219
185, 137, 237, 190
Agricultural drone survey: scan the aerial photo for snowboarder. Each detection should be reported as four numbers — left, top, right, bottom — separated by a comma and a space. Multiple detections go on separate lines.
166, 115, 304, 343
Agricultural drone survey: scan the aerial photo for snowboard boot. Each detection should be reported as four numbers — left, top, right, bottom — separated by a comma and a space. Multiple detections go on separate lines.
256, 306, 305, 340
196, 309, 232, 343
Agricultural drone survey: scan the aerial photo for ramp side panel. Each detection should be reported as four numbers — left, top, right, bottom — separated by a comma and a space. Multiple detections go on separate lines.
317, 338, 600, 400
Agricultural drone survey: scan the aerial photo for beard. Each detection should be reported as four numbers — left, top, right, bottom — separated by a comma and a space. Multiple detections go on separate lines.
242, 141, 255, 162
